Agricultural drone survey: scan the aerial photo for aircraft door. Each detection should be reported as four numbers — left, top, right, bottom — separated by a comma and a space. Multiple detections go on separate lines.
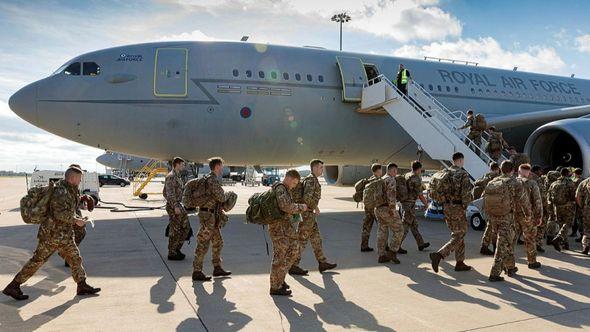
154, 48, 188, 97
336, 56, 368, 102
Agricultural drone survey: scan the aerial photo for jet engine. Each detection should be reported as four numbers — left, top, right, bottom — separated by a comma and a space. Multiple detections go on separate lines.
324, 165, 373, 186
524, 118, 590, 175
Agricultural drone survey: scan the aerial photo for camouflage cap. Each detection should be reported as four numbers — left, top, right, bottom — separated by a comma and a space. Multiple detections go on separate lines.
222, 191, 237, 212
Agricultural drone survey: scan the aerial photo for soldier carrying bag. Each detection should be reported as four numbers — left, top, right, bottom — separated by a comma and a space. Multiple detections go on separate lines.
246, 183, 288, 225
473, 113, 487, 131
429, 168, 455, 203
482, 177, 512, 216
363, 178, 387, 210
395, 174, 410, 203
182, 174, 211, 209
20, 182, 56, 224
550, 180, 570, 205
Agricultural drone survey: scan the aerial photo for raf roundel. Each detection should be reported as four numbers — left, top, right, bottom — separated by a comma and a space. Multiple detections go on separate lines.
240, 107, 252, 119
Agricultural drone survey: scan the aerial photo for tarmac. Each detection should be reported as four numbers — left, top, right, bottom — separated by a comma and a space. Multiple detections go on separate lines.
0, 176, 589, 331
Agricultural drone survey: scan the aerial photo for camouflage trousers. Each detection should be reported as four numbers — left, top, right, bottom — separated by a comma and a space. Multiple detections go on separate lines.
193, 211, 223, 271
374, 206, 403, 256
481, 219, 496, 247
510, 215, 537, 264
166, 204, 190, 256
489, 217, 515, 277
555, 204, 575, 245
582, 207, 590, 248
401, 202, 425, 247
59, 224, 86, 260
269, 220, 299, 290
15, 236, 86, 284
293, 213, 326, 265
361, 208, 376, 248
536, 204, 550, 247
466, 131, 482, 154
438, 204, 467, 262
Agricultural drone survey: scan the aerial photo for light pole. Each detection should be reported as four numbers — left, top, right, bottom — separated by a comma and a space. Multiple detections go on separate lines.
331, 12, 351, 51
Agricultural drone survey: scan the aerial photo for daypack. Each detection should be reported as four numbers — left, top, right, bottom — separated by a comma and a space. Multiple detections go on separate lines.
182, 175, 210, 209
487, 133, 503, 152
429, 169, 455, 203
395, 174, 409, 202
246, 183, 287, 225
352, 177, 369, 203
473, 113, 487, 131
550, 180, 571, 205
483, 177, 513, 216
363, 178, 386, 210
20, 182, 55, 224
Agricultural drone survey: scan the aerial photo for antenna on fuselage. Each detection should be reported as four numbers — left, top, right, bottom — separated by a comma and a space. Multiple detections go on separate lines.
240, 36, 249, 42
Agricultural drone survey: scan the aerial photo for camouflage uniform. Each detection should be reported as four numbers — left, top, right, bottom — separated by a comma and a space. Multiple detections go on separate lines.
509, 176, 542, 264
488, 131, 507, 161
572, 176, 584, 237
575, 178, 590, 250
269, 183, 307, 290
509, 153, 530, 171
361, 175, 377, 249
476, 172, 500, 248
15, 180, 87, 284
293, 174, 327, 265
437, 166, 473, 261
164, 169, 190, 256
549, 176, 577, 246
460, 117, 482, 149
374, 175, 404, 256
58, 201, 86, 261
193, 172, 225, 272
543, 171, 561, 240
401, 173, 426, 247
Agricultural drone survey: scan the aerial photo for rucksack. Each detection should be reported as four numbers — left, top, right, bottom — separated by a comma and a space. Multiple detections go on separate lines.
473, 113, 487, 131
363, 178, 386, 210
487, 133, 503, 152
20, 182, 55, 224
182, 175, 210, 209
246, 183, 287, 225
395, 174, 409, 202
550, 180, 570, 205
483, 177, 513, 216
352, 177, 369, 203
429, 169, 455, 203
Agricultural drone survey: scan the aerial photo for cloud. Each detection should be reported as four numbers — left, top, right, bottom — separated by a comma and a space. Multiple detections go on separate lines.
575, 34, 590, 54
394, 37, 566, 75
157, 30, 217, 42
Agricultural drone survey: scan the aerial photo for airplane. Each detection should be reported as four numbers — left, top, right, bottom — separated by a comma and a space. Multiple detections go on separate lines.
8, 41, 590, 185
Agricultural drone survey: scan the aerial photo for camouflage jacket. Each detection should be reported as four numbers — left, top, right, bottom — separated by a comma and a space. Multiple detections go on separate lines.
507, 175, 527, 218
459, 116, 474, 130
517, 176, 542, 219
39, 179, 81, 241
548, 176, 577, 207
473, 171, 499, 199
382, 174, 397, 207
575, 177, 590, 208
301, 174, 321, 211
274, 182, 307, 222
509, 153, 530, 170
201, 172, 226, 209
448, 165, 473, 205
163, 170, 184, 209
404, 172, 422, 203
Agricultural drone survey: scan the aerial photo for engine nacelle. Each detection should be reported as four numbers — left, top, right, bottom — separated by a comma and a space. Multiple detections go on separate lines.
324, 165, 373, 186
524, 118, 590, 176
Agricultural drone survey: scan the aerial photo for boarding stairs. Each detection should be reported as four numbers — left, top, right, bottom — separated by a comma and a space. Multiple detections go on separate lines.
132, 159, 169, 199
358, 75, 507, 179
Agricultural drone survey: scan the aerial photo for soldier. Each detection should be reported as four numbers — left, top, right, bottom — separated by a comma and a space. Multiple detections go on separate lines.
3, 165, 100, 300
549, 167, 577, 251
511, 164, 542, 269
478, 162, 501, 255
486, 127, 508, 161
458, 110, 486, 155
571, 168, 584, 241
360, 164, 381, 252
289, 159, 336, 276
192, 157, 232, 281
375, 163, 404, 264
164, 157, 191, 261
485, 161, 524, 282
269, 169, 308, 296
530, 165, 546, 253
575, 175, 590, 255
508, 147, 530, 171
541, 168, 561, 247
399, 161, 430, 253
430, 152, 473, 273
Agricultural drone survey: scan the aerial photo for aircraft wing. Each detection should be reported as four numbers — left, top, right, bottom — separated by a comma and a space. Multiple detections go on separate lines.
489, 104, 590, 129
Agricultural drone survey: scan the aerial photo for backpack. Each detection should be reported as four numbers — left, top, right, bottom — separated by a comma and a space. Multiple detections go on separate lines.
487, 133, 503, 152
291, 177, 310, 204
363, 178, 386, 210
246, 183, 287, 225
473, 113, 487, 131
182, 175, 210, 209
550, 180, 570, 205
352, 177, 369, 203
20, 182, 55, 224
429, 169, 455, 203
483, 177, 513, 216
395, 174, 409, 202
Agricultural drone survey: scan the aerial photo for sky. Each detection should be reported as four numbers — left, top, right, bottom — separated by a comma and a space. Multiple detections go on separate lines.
1, 0, 590, 172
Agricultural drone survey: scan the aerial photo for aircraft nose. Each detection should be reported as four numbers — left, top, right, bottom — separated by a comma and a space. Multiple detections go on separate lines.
8, 83, 38, 124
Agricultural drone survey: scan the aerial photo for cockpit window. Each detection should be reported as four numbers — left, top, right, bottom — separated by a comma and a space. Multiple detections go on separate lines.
83, 62, 100, 76
64, 62, 81, 76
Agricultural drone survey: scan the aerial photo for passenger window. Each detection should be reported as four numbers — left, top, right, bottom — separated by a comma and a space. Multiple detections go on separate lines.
470, 88, 475, 93
64, 62, 81, 76
454, 87, 459, 93
246, 70, 252, 78
318, 75, 324, 82
283, 72, 289, 80
271, 71, 277, 79
232, 69, 239, 77
428, 84, 433, 91
437, 85, 441, 92
446, 86, 450, 92
259, 71, 265, 79
295, 73, 301, 81
307, 74, 312, 82
83, 62, 100, 76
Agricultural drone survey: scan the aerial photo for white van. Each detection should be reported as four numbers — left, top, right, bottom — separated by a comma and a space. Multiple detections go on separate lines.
28, 170, 100, 204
